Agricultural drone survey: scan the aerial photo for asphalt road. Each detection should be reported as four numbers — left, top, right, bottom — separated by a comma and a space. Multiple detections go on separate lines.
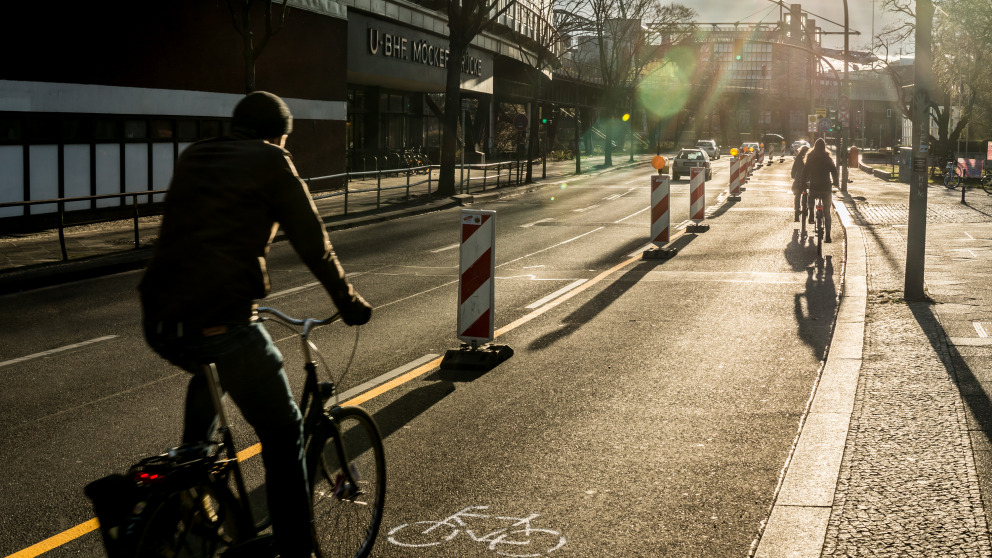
0, 155, 844, 557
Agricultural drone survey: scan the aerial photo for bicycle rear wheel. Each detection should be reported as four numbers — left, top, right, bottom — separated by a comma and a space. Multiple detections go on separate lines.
133, 486, 245, 558
311, 406, 386, 558
816, 207, 824, 257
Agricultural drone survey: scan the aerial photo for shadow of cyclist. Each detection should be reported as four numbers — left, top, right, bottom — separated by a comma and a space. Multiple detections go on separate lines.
785, 229, 817, 272
794, 256, 838, 359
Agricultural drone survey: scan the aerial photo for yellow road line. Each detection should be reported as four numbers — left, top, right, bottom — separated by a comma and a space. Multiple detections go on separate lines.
5, 519, 99, 558
6, 239, 662, 558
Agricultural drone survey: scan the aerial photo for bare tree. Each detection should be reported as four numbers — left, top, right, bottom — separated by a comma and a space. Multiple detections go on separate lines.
573, 0, 696, 166
228, 0, 290, 94
436, 0, 516, 196
876, 0, 992, 156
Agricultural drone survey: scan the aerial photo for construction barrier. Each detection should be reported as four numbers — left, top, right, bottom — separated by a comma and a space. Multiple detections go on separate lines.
729, 156, 742, 199
457, 209, 496, 344
650, 174, 670, 247
686, 167, 709, 233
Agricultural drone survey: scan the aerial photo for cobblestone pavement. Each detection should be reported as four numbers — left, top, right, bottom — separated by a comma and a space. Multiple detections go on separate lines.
823, 174, 992, 556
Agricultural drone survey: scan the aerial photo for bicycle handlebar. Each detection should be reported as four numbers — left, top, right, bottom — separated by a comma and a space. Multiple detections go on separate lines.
256, 307, 341, 338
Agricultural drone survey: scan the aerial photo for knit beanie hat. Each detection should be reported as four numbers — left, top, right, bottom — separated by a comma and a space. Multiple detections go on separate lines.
231, 91, 293, 139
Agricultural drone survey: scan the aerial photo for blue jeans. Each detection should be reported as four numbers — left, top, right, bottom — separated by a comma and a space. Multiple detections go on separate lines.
144, 319, 313, 557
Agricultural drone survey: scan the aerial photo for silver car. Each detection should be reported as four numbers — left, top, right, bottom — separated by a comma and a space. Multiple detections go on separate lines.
694, 139, 720, 160
671, 148, 712, 181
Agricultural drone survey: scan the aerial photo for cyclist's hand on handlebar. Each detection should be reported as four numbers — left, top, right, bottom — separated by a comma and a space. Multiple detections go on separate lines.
341, 292, 372, 326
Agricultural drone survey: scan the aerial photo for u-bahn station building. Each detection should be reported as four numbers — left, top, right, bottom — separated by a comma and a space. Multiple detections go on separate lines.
0, 0, 898, 227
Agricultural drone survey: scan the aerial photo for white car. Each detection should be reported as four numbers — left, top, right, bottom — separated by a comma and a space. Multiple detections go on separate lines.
791, 140, 810, 155
694, 140, 720, 160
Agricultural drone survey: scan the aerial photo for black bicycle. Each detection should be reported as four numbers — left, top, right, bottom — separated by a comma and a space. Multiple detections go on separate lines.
85, 308, 386, 558
975, 166, 992, 195
813, 196, 826, 257
944, 159, 963, 189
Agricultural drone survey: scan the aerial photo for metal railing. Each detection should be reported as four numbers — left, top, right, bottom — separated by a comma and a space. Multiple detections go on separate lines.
0, 191, 167, 262
0, 158, 538, 263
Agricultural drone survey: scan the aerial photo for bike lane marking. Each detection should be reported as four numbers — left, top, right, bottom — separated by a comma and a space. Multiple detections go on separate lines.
7, 191, 715, 558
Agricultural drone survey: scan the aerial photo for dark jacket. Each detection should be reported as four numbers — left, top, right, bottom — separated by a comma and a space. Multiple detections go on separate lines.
790, 156, 807, 194
802, 150, 838, 194
139, 135, 359, 326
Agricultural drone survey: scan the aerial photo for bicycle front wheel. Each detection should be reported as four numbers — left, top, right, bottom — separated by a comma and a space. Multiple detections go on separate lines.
311, 406, 386, 558
982, 176, 992, 195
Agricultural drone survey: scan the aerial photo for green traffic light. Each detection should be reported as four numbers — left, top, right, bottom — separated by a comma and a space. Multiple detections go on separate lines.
541, 118, 548, 124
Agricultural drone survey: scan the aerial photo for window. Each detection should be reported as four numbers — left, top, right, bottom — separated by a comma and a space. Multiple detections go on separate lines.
94, 119, 120, 140
152, 120, 174, 139
0, 116, 22, 141
177, 120, 198, 140
124, 119, 148, 139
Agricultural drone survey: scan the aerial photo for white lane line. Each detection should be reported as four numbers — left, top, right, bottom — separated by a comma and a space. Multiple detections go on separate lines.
965, 232, 975, 240
521, 218, 554, 228
969, 250, 978, 258
430, 243, 461, 253
525, 279, 589, 309
1, 336, 118, 368
975, 323, 989, 338
573, 204, 601, 213
336, 354, 440, 403
603, 194, 622, 201
615, 206, 650, 223
267, 272, 364, 300
497, 227, 605, 268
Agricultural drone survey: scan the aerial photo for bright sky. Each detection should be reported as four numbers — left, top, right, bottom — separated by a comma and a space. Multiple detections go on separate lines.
687, 0, 910, 53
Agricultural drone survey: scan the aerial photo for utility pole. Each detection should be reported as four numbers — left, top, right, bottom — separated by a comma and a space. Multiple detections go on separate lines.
840, 0, 849, 192
905, 0, 935, 301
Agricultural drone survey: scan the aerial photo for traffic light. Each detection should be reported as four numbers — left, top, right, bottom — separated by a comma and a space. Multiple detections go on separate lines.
541, 117, 549, 125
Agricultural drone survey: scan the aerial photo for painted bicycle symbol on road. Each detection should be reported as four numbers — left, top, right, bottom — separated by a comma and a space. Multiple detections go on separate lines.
387, 505, 566, 556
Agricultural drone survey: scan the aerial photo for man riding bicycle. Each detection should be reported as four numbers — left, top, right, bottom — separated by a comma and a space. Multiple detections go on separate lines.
139, 91, 372, 558
801, 138, 838, 242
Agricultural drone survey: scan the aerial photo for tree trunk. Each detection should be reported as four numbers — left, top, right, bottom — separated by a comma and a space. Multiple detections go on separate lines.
437, 41, 468, 196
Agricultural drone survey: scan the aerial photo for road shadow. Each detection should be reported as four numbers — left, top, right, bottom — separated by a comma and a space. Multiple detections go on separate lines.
794, 255, 837, 359
526, 233, 699, 352
706, 197, 738, 219
370, 379, 456, 441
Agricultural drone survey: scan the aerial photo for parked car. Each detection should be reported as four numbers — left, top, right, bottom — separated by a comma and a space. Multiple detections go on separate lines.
671, 148, 712, 181
741, 142, 762, 157
694, 139, 720, 159
791, 140, 811, 155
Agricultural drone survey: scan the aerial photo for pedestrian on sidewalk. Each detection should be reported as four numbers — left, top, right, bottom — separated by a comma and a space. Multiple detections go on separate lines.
801, 138, 838, 242
138, 91, 372, 558
791, 144, 810, 223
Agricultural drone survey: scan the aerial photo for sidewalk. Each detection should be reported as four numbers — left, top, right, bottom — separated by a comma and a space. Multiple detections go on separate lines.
0, 155, 644, 294
823, 174, 992, 556
757, 167, 992, 556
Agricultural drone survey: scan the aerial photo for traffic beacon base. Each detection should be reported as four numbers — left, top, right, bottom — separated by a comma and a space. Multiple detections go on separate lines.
440, 341, 514, 372
643, 246, 677, 260
686, 223, 710, 233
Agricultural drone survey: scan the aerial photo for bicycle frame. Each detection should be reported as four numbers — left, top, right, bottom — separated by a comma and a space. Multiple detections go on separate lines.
254, 308, 366, 498
199, 309, 361, 533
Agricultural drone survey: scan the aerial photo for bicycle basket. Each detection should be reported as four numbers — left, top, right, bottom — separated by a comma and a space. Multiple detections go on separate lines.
84, 442, 224, 558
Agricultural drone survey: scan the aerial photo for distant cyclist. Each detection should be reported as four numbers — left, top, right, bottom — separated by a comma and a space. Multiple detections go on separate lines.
139, 91, 372, 557
791, 144, 811, 224
801, 138, 838, 243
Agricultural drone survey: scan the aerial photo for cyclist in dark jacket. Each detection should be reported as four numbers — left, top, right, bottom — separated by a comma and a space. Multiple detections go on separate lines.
801, 138, 838, 242
139, 91, 371, 558
791, 145, 810, 223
